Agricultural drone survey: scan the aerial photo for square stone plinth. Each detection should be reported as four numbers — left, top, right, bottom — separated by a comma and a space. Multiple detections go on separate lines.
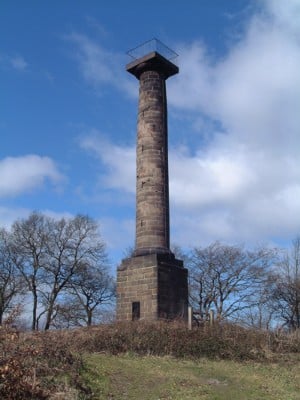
116, 253, 188, 321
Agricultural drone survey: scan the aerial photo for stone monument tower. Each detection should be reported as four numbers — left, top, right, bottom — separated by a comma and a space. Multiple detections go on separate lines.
116, 39, 188, 321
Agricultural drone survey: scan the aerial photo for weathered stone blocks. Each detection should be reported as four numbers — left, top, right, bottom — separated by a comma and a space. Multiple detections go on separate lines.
116, 49, 188, 322
116, 253, 188, 321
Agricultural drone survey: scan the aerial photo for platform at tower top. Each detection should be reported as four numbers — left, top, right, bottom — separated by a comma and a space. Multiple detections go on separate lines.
127, 38, 178, 64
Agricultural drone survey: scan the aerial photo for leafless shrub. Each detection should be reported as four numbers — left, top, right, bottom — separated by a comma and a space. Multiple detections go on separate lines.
0, 321, 299, 399
0, 325, 86, 399
61, 320, 300, 361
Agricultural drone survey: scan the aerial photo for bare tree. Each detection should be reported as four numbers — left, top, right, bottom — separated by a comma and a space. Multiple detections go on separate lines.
49, 264, 115, 328
236, 274, 277, 330
10, 212, 108, 330
11, 213, 49, 330
69, 263, 115, 326
51, 298, 87, 328
188, 241, 275, 322
0, 228, 25, 324
271, 237, 300, 330
41, 215, 108, 330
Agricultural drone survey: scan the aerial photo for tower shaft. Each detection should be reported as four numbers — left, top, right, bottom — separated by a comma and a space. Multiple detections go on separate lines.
117, 44, 188, 322
135, 69, 170, 255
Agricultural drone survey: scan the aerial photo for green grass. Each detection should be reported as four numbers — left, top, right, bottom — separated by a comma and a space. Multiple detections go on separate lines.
81, 353, 300, 400
2, 322, 300, 399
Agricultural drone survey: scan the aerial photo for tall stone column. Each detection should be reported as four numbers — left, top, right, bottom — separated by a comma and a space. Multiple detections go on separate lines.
128, 54, 177, 256
116, 42, 188, 322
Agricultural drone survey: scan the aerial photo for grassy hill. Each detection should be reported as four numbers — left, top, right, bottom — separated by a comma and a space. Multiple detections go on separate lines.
83, 353, 300, 400
1, 321, 300, 399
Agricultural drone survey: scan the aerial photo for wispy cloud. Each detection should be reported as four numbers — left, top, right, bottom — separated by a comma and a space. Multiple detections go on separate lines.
166, 0, 300, 243
66, 32, 136, 96
0, 206, 74, 231
77, 0, 300, 246
0, 206, 30, 229
10, 55, 28, 71
79, 130, 135, 193
0, 155, 65, 198
0, 53, 28, 71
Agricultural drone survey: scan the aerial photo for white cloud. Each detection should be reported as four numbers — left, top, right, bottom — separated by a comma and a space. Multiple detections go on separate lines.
0, 206, 30, 229
0, 207, 72, 229
79, 130, 136, 193
166, 0, 300, 244
0, 155, 64, 197
78, 0, 300, 247
169, 148, 255, 208
66, 33, 136, 96
265, 0, 300, 35
169, 23, 300, 154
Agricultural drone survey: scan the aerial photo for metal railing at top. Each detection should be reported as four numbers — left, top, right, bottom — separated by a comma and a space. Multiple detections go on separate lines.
127, 38, 178, 64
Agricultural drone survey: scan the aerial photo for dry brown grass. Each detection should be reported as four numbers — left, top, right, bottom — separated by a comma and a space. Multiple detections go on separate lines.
62, 320, 300, 360
0, 321, 299, 399
0, 325, 87, 399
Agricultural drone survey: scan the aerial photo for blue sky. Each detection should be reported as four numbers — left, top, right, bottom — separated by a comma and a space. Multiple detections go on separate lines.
1, 0, 300, 266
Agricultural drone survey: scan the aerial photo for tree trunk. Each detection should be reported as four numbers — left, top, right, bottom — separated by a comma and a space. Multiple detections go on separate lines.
44, 292, 58, 330
44, 309, 52, 330
32, 290, 38, 330
87, 309, 92, 326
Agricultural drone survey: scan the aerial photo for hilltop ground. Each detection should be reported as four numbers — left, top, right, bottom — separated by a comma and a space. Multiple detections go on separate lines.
1, 321, 299, 399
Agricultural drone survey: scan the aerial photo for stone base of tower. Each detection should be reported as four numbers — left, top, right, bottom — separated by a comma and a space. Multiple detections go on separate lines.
116, 253, 188, 321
